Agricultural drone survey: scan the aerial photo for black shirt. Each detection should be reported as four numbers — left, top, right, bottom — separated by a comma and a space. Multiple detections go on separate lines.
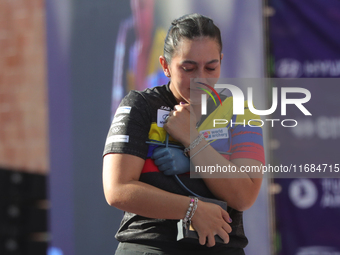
103, 84, 248, 252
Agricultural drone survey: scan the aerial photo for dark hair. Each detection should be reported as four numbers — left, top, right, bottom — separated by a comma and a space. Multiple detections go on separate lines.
164, 13, 222, 63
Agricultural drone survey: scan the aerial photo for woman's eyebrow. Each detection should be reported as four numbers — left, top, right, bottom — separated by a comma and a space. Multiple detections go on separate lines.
180, 59, 219, 65
181, 60, 197, 65
206, 59, 219, 64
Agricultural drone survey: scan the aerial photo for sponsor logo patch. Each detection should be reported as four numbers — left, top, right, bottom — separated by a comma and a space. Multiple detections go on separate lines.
112, 115, 126, 124
105, 135, 129, 145
111, 122, 125, 128
115, 106, 131, 115
160, 106, 171, 111
111, 126, 121, 133
157, 109, 170, 127
200, 128, 229, 141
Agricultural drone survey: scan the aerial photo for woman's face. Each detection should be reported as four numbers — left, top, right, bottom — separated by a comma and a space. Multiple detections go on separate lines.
165, 37, 222, 104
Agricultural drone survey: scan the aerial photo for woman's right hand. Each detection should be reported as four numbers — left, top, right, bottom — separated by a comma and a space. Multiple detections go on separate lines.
190, 200, 232, 247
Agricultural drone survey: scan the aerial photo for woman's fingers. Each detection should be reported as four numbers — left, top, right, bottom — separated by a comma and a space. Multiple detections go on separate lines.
198, 226, 231, 247
173, 104, 184, 112
191, 202, 232, 247
221, 208, 232, 224
222, 221, 232, 234
163, 104, 197, 146
174, 103, 192, 113
206, 234, 216, 247
199, 234, 206, 246
219, 225, 231, 243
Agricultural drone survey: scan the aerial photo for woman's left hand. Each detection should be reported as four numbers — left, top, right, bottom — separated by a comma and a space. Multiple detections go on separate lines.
164, 103, 199, 147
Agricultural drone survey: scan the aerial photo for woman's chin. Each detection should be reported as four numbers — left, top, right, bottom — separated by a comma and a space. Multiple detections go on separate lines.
188, 96, 203, 105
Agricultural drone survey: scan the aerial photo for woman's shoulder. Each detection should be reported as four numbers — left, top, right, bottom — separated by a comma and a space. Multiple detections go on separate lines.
139, 84, 169, 97
123, 84, 173, 109
125, 84, 168, 99
117, 84, 172, 116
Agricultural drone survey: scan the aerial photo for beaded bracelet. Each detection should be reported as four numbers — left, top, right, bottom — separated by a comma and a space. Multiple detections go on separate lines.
183, 134, 204, 157
183, 197, 198, 229
183, 198, 194, 226
188, 197, 198, 222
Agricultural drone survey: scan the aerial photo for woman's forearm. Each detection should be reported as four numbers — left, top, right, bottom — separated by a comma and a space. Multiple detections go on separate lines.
103, 153, 232, 246
103, 153, 192, 219
106, 179, 192, 219
189, 139, 262, 211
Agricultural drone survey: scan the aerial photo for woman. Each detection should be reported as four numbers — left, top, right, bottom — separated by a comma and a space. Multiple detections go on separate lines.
103, 13, 265, 255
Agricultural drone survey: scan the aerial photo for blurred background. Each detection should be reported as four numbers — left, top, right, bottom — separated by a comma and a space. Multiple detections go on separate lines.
0, 0, 340, 254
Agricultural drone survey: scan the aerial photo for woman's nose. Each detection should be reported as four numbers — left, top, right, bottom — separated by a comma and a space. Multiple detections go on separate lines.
195, 68, 208, 83
195, 67, 205, 78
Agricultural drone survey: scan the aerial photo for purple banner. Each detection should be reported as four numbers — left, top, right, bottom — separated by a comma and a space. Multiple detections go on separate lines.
275, 178, 340, 254
270, 0, 340, 254
271, 0, 340, 78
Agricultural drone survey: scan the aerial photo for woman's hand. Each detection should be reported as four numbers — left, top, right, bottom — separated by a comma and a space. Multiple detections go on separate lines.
164, 103, 199, 147
190, 200, 232, 247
